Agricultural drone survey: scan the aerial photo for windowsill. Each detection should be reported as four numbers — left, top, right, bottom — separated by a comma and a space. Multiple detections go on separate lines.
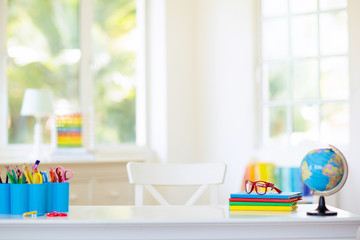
0, 144, 154, 163
252, 143, 349, 167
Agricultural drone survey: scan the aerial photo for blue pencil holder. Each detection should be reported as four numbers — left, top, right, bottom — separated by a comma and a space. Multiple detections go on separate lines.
53, 182, 69, 212
10, 184, 29, 215
0, 184, 11, 214
29, 184, 47, 215
46, 183, 54, 213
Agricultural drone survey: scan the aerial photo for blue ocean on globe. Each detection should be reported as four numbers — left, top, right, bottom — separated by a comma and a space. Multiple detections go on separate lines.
301, 148, 344, 192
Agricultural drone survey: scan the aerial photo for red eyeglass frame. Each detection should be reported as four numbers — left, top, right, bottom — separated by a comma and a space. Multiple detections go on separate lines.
245, 180, 282, 195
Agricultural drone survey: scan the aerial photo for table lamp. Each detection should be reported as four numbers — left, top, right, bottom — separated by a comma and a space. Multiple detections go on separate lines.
21, 89, 54, 160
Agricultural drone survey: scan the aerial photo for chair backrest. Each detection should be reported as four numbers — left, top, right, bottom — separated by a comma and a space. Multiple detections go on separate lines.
126, 162, 226, 206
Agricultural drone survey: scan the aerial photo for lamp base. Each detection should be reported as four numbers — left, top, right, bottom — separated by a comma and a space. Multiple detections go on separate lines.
31, 118, 43, 161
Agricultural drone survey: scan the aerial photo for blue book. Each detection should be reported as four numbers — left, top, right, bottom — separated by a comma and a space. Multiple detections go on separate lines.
278, 167, 291, 192
230, 191, 302, 199
290, 167, 302, 192
302, 182, 311, 196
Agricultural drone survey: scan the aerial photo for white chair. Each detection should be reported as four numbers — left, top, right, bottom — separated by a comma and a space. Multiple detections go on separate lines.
126, 162, 226, 206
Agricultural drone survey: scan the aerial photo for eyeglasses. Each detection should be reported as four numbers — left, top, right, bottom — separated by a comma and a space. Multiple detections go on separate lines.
245, 180, 282, 195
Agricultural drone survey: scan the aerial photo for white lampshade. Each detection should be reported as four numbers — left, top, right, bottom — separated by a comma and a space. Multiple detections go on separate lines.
20, 89, 54, 117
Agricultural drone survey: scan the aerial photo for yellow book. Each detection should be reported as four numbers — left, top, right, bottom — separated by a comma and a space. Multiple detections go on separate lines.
229, 205, 297, 211
265, 163, 275, 183
229, 210, 293, 216
256, 162, 268, 181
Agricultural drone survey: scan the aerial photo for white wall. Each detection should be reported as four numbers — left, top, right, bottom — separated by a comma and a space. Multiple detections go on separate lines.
148, 0, 360, 211
147, 0, 255, 204
194, 0, 255, 203
341, 0, 360, 214
166, 0, 197, 164
148, 0, 197, 164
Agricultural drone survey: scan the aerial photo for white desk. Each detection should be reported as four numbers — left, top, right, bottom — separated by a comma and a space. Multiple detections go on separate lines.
0, 204, 359, 240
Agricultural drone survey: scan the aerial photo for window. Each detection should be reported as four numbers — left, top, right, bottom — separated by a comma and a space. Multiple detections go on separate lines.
6, 0, 81, 145
92, 0, 138, 144
0, 0, 144, 153
260, 0, 349, 146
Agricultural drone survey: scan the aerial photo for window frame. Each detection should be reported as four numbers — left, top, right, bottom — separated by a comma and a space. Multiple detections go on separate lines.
0, 0, 149, 161
257, 0, 350, 149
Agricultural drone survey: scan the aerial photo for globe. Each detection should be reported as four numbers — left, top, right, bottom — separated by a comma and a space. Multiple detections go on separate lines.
300, 145, 348, 216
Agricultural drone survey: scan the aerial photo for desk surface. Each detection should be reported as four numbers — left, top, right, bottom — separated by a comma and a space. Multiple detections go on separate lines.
1, 204, 360, 240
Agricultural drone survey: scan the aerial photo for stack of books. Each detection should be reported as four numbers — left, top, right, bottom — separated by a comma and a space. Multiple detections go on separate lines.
229, 192, 302, 213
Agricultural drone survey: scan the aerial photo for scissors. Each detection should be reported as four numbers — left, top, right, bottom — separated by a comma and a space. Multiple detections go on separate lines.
49, 166, 56, 183
55, 166, 73, 183
46, 211, 67, 217
33, 172, 43, 184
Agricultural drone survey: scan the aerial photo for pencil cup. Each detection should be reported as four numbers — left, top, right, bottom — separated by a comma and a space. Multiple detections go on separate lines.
46, 183, 54, 213
0, 184, 11, 214
10, 184, 29, 215
29, 184, 46, 215
53, 182, 69, 212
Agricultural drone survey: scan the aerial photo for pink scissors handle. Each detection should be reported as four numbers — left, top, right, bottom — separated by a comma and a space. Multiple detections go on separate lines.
55, 166, 73, 182
63, 169, 73, 182
55, 166, 65, 182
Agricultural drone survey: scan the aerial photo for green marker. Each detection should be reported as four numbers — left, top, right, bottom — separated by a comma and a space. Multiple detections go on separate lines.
6, 171, 15, 184
11, 168, 18, 184
21, 173, 26, 184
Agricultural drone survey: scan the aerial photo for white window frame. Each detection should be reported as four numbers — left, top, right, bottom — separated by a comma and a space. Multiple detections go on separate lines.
258, 2, 349, 143
0, 0, 149, 162
254, 0, 351, 166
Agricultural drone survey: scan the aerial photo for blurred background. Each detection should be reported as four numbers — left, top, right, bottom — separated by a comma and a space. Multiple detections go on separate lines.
1, 0, 360, 214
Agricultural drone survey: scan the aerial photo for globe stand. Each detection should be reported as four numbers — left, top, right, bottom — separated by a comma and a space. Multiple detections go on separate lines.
307, 196, 337, 216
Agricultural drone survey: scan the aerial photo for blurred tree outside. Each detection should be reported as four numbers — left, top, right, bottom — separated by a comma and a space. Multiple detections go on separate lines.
93, 0, 136, 144
6, 0, 136, 145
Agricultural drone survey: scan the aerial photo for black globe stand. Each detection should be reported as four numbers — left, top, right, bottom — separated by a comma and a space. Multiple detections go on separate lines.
307, 196, 337, 216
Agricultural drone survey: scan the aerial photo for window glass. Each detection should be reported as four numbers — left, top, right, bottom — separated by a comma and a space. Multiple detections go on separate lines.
292, 60, 318, 100
263, 63, 288, 101
290, 0, 317, 14
265, 106, 287, 144
320, 57, 349, 100
319, 11, 348, 55
320, 103, 349, 144
262, 0, 288, 17
320, 0, 347, 10
292, 105, 318, 144
262, 19, 289, 60
7, 0, 80, 144
92, 0, 136, 144
291, 15, 318, 58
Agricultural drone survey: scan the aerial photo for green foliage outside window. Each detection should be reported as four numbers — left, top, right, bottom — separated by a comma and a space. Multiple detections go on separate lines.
7, 0, 136, 144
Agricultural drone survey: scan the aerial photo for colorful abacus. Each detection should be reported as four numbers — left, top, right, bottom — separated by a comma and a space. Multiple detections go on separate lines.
56, 114, 82, 148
